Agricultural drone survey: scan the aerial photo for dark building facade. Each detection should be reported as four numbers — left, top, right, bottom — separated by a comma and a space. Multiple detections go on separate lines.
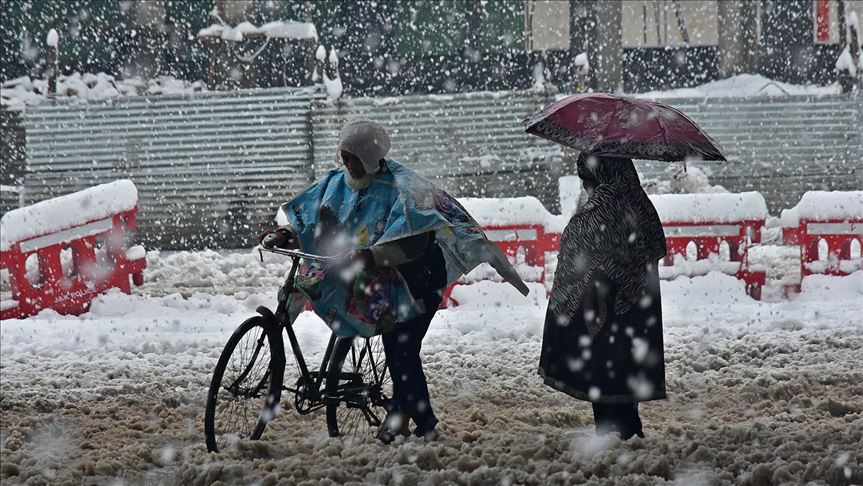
1, 0, 858, 95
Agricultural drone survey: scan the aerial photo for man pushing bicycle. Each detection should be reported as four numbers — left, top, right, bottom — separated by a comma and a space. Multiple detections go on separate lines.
258, 117, 529, 444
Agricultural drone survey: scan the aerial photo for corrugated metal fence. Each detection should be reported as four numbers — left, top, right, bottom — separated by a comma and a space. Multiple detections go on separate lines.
0, 110, 25, 215
635, 95, 863, 210
16, 88, 862, 249
314, 93, 863, 214
311, 91, 570, 211
22, 88, 320, 248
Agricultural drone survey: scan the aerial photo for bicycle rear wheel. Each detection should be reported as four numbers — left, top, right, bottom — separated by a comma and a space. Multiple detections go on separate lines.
325, 336, 392, 438
204, 316, 285, 452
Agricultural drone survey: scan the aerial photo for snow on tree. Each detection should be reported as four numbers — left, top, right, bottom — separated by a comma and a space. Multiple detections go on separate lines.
313, 45, 326, 83
324, 47, 343, 102
45, 28, 59, 48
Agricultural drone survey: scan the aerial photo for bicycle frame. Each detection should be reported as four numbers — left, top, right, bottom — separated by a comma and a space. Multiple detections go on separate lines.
256, 247, 345, 413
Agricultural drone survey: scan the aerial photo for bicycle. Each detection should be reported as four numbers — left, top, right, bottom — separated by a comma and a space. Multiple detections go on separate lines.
204, 247, 392, 453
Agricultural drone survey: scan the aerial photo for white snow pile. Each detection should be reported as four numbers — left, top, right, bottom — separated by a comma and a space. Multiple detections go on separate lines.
636, 73, 840, 98
0, 180, 138, 251
748, 244, 802, 287
311, 45, 342, 102
312, 45, 326, 82
574, 52, 589, 74
531, 60, 547, 91
198, 21, 317, 41
780, 190, 863, 228
806, 254, 863, 276
558, 175, 582, 217
1, 74, 206, 111
836, 47, 858, 76
642, 165, 728, 195
657, 255, 741, 281
649, 192, 767, 224
0, 248, 861, 484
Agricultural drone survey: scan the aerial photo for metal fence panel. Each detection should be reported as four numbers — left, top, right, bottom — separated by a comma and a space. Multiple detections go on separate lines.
310, 91, 570, 211
636, 95, 863, 212
0, 110, 25, 216
312, 92, 862, 215
19, 87, 861, 249
23, 87, 320, 248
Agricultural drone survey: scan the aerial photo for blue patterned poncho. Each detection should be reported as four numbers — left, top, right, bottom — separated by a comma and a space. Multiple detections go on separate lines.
280, 159, 529, 337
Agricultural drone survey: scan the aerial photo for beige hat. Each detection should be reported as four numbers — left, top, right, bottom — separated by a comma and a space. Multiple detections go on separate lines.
337, 117, 391, 173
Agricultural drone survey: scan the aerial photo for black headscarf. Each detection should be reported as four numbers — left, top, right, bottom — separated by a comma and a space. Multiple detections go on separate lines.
549, 154, 667, 335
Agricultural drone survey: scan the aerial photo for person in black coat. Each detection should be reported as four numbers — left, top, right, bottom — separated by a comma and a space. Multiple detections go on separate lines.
539, 153, 667, 440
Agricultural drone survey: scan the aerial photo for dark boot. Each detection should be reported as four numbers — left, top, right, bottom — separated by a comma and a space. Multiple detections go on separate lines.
593, 402, 643, 439
376, 411, 410, 444
414, 415, 439, 442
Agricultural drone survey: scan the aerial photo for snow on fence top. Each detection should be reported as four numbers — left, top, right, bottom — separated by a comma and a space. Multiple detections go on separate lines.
634, 74, 840, 99
1, 74, 206, 111
458, 197, 567, 232
198, 21, 317, 41
780, 191, 863, 227
648, 192, 767, 224
0, 180, 138, 251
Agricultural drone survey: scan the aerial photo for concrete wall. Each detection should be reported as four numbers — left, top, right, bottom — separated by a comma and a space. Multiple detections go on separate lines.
621, 0, 719, 47
529, 1, 571, 50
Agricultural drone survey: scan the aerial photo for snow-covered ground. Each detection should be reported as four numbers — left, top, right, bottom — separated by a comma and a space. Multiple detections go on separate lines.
1, 250, 862, 485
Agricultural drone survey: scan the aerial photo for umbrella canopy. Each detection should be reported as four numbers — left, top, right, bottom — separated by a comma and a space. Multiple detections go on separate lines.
524, 93, 727, 162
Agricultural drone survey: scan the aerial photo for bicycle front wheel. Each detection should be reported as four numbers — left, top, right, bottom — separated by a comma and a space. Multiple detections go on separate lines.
325, 336, 392, 438
204, 316, 285, 453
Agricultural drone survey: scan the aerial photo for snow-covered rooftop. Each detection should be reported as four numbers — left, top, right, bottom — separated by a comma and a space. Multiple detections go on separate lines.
197, 21, 317, 41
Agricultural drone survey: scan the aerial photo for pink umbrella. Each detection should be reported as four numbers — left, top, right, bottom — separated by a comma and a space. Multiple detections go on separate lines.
524, 93, 726, 161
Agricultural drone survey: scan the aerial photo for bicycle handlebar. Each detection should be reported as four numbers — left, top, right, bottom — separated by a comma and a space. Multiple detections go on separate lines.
257, 246, 342, 263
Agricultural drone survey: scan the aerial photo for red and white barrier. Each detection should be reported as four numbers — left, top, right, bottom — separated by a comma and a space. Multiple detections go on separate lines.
780, 191, 863, 292
442, 198, 563, 306
649, 193, 768, 299
448, 193, 769, 305
0, 180, 146, 320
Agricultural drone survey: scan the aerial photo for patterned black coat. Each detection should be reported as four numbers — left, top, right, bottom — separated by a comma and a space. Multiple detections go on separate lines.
539, 266, 666, 403
539, 154, 667, 404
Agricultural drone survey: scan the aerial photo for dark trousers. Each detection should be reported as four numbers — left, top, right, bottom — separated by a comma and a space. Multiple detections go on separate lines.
592, 402, 643, 439
381, 293, 441, 433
